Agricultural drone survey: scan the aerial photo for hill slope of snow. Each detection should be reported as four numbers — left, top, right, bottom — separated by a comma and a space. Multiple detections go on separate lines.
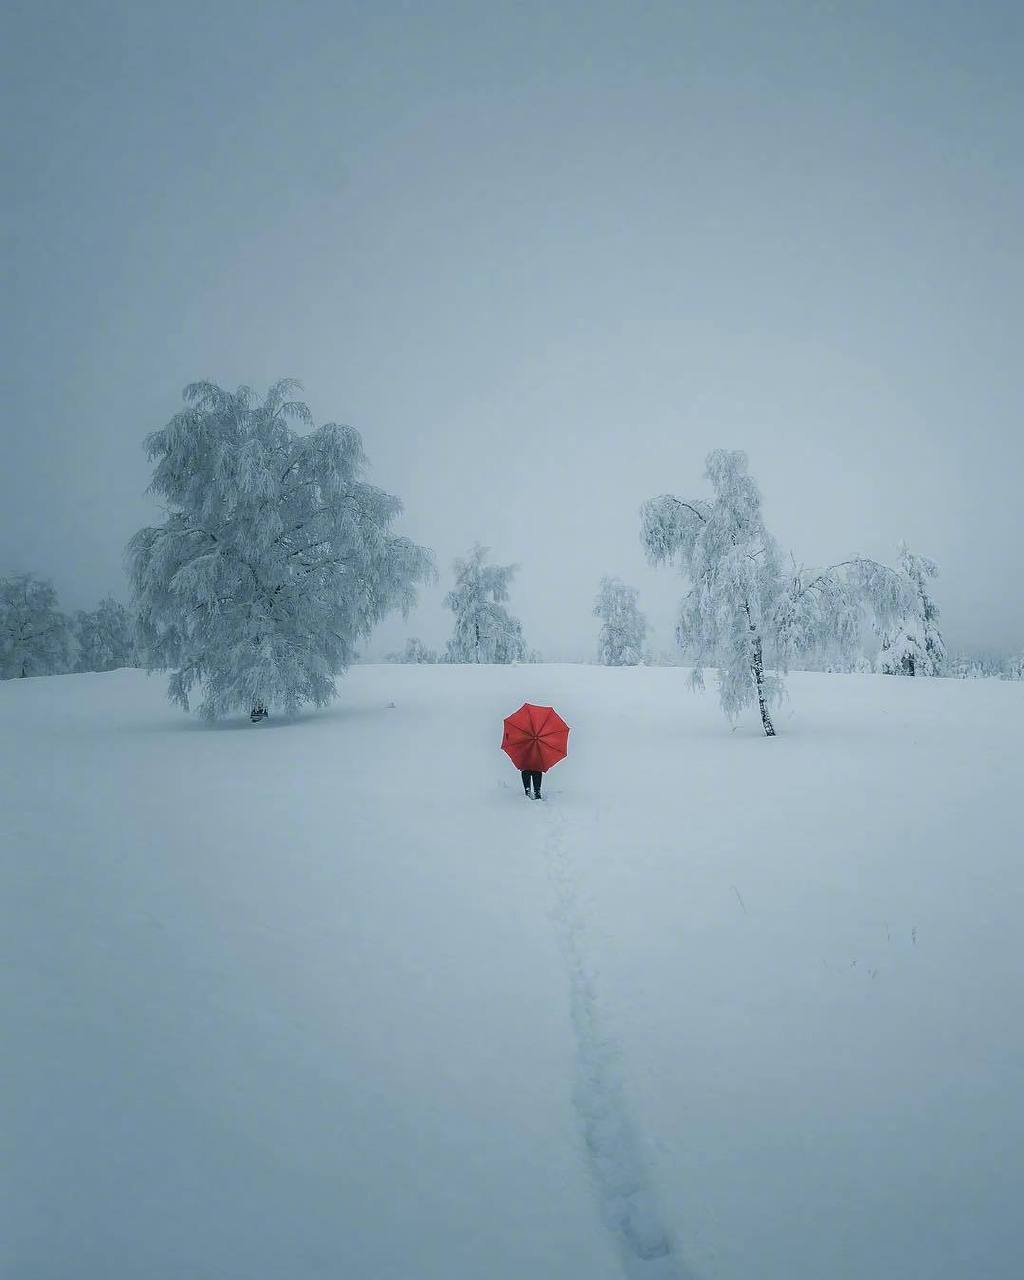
3, 666, 1021, 1279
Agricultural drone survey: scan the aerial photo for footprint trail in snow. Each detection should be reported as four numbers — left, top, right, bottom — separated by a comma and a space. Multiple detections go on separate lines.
540, 810, 695, 1279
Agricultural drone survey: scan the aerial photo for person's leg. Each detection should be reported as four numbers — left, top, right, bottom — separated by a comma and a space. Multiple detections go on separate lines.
532, 771, 542, 798
521, 770, 532, 795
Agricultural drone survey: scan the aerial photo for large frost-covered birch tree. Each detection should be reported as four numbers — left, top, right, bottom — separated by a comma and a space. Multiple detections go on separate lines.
878, 542, 945, 676
0, 573, 75, 679
642, 449, 913, 736
593, 576, 647, 666
74, 597, 137, 672
128, 380, 433, 720
444, 544, 527, 663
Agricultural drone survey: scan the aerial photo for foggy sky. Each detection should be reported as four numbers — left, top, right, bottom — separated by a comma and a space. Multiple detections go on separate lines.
3, 0, 1022, 659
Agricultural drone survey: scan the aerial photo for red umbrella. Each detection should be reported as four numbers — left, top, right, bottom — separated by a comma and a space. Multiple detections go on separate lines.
501, 703, 570, 773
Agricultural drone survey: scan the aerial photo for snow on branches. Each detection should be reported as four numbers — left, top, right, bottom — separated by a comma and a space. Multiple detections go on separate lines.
74, 597, 137, 672
877, 542, 945, 676
593, 576, 647, 666
0, 573, 75, 679
127, 380, 433, 719
444, 544, 527, 664
642, 451, 785, 734
641, 449, 916, 735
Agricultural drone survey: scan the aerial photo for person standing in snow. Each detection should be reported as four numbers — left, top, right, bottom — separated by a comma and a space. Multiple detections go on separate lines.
521, 769, 543, 800
502, 703, 569, 801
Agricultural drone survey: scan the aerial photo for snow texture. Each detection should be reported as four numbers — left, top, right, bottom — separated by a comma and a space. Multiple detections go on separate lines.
545, 811, 693, 1277
3, 664, 1023, 1279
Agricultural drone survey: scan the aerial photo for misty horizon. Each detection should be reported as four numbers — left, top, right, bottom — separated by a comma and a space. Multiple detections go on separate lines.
3, 1, 1022, 661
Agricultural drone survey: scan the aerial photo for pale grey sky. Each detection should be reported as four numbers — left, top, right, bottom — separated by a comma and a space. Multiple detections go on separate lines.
3, 0, 1022, 658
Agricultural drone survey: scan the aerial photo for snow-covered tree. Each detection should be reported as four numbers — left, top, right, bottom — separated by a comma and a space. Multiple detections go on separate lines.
642, 450, 786, 734
74, 597, 137, 672
593, 576, 647, 666
642, 450, 913, 736
0, 573, 75, 679
775, 554, 910, 671
1009, 654, 1024, 681
878, 542, 945, 676
444, 544, 527, 663
127, 380, 433, 720
387, 637, 437, 664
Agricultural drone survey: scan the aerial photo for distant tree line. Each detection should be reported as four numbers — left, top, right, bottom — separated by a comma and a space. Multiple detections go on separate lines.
0, 572, 137, 680
6, 382, 1023, 731
947, 652, 1024, 680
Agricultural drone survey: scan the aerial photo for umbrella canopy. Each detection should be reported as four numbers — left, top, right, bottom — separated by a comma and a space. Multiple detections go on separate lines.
501, 703, 570, 773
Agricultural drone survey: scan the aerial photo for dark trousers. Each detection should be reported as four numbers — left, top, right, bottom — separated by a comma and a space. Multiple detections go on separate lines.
521, 770, 542, 797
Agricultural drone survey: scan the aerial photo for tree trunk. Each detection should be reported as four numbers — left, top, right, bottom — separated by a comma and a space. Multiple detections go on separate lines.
474, 621, 480, 664
751, 633, 775, 737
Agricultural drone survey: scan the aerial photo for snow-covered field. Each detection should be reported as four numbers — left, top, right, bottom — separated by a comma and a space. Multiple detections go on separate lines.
3, 665, 1022, 1279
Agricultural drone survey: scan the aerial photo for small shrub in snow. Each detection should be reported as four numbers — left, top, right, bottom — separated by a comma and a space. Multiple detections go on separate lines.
593, 576, 647, 666
0, 573, 75, 679
127, 380, 433, 719
444, 544, 527, 663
